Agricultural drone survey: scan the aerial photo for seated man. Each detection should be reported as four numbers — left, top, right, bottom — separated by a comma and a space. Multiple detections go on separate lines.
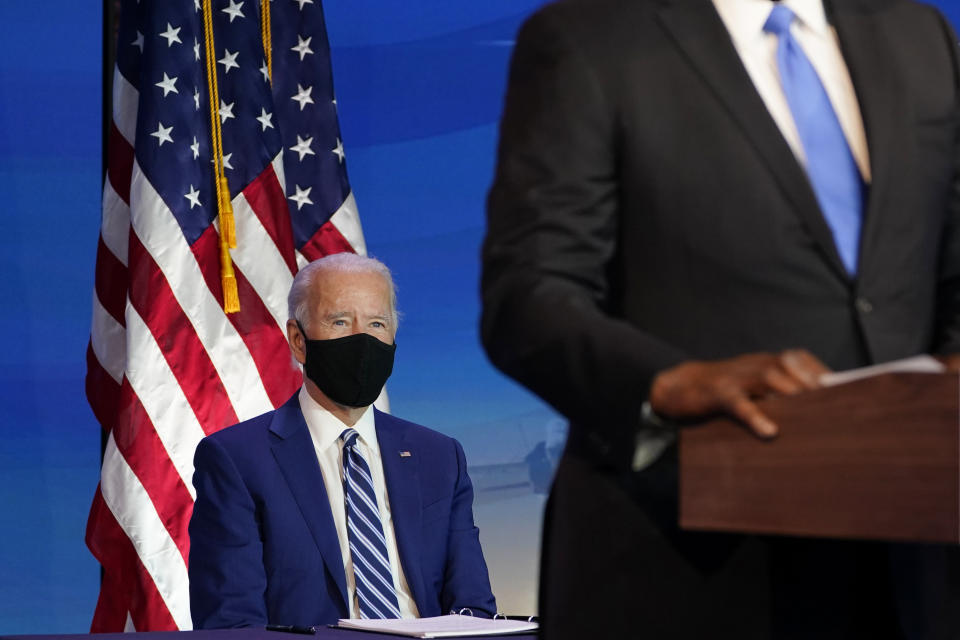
188, 253, 496, 628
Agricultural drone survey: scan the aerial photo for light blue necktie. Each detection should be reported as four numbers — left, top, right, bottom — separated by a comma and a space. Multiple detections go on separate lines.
764, 4, 864, 275
340, 428, 402, 619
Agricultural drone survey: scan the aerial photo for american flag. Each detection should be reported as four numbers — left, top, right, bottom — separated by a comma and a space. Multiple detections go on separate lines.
85, 0, 364, 630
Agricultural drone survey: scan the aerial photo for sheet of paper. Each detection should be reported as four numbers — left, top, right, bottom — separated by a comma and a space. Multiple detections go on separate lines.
819, 355, 946, 387
336, 614, 537, 638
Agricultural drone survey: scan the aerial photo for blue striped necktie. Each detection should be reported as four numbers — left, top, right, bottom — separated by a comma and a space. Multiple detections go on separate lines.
340, 428, 402, 619
764, 4, 864, 275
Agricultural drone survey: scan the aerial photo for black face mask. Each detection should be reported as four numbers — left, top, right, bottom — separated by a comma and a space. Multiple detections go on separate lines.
297, 322, 396, 408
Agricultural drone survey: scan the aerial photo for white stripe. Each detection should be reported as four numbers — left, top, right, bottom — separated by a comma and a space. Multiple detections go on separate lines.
129, 160, 274, 421
112, 66, 138, 146
100, 432, 193, 630
345, 493, 388, 547
346, 465, 382, 519
102, 177, 131, 266
295, 250, 309, 270
352, 562, 400, 617
347, 519, 391, 568
351, 543, 397, 596
90, 291, 126, 384
125, 304, 206, 498
271, 146, 287, 194
229, 178, 294, 332
328, 191, 366, 256
355, 587, 387, 619
347, 457, 377, 496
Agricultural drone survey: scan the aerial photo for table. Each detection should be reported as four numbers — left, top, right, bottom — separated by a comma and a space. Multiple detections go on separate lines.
1, 628, 537, 640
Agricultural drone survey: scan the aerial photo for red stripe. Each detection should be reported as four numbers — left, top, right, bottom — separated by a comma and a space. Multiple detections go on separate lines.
87, 488, 134, 632
299, 220, 355, 261
127, 232, 239, 433
95, 235, 128, 327
87, 488, 180, 631
112, 379, 194, 564
191, 226, 302, 412
86, 343, 121, 433
107, 121, 134, 205
242, 164, 299, 275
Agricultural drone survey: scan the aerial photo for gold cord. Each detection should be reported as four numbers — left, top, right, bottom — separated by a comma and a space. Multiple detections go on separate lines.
202, 0, 240, 313
261, 0, 272, 82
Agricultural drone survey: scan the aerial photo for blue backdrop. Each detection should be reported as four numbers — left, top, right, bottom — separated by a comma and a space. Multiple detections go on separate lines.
1, 0, 958, 634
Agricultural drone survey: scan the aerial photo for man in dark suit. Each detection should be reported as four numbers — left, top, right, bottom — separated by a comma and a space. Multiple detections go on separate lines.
481, 0, 960, 637
189, 253, 496, 628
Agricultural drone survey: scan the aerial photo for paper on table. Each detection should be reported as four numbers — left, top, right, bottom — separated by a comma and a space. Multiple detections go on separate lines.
335, 614, 537, 638
819, 355, 946, 387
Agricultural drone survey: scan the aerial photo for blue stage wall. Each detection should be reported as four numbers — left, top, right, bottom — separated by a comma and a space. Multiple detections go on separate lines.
0, 0, 957, 634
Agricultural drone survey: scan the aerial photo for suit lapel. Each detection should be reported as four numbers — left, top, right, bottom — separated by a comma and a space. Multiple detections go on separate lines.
656, 0, 851, 281
826, 0, 905, 276
269, 397, 349, 612
375, 410, 428, 614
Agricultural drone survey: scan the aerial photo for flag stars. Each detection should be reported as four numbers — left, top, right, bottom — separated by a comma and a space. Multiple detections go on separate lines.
332, 138, 345, 163
219, 100, 236, 123
132, 31, 144, 52
291, 35, 314, 61
184, 185, 202, 209
191, 136, 200, 159
290, 135, 315, 161
256, 108, 274, 131
159, 23, 183, 47
289, 185, 313, 210
194, 38, 201, 62
294, 0, 314, 9
155, 72, 179, 97
151, 122, 174, 146
259, 60, 270, 82
221, 153, 234, 170
195, 0, 201, 11
194, 87, 201, 111
291, 83, 314, 110
219, 49, 240, 74
222, 0, 245, 22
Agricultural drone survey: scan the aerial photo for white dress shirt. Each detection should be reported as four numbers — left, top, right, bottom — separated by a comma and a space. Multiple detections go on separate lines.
711, 0, 871, 181
299, 386, 420, 619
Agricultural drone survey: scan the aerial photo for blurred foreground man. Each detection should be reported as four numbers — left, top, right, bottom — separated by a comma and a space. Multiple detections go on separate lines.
482, 0, 960, 637
190, 253, 495, 627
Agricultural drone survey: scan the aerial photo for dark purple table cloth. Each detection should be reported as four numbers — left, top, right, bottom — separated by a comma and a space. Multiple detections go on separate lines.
1, 628, 537, 640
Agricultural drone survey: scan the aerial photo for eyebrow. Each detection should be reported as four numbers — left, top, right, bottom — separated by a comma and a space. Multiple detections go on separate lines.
323, 311, 392, 323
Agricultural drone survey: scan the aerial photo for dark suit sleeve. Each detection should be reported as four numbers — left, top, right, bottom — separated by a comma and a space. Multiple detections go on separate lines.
188, 436, 268, 629
933, 10, 960, 353
482, 7, 687, 461
440, 439, 496, 617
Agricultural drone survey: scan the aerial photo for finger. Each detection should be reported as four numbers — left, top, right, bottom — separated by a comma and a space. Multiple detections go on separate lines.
762, 367, 804, 395
780, 349, 829, 390
728, 393, 778, 439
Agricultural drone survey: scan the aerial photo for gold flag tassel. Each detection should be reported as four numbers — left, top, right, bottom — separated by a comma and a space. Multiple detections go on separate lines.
261, 0, 273, 82
202, 0, 239, 313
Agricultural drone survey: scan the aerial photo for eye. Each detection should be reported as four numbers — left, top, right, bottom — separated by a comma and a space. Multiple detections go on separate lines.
370, 321, 384, 329
333, 319, 347, 326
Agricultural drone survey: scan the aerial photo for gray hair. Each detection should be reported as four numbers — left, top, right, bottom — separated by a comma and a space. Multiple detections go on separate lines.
288, 252, 398, 329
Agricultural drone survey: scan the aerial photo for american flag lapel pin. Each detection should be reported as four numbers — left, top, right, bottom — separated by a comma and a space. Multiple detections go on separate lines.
399, 451, 412, 457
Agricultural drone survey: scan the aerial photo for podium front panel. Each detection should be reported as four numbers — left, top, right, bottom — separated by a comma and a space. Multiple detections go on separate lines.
679, 372, 960, 544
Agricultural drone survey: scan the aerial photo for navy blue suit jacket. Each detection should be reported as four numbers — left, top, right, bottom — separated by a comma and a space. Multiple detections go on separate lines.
188, 393, 496, 628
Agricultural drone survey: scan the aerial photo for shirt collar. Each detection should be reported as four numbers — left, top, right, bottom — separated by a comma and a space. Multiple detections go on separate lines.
712, 0, 831, 44
299, 385, 378, 454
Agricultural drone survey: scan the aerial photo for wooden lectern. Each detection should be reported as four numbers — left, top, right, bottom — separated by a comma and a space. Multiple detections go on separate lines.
679, 372, 959, 544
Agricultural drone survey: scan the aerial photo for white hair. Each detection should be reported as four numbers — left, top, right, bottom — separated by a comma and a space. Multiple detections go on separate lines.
287, 252, 398, 329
